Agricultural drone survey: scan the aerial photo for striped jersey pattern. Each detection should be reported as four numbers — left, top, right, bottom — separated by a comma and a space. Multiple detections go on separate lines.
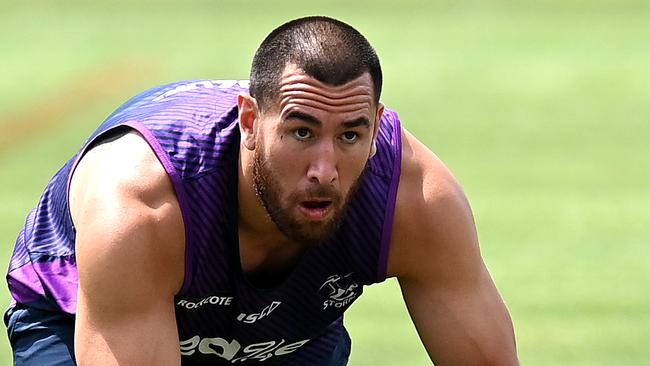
6, 80, 403, 365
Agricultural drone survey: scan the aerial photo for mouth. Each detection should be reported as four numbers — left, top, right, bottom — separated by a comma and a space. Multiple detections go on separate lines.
298, 200, 333, 220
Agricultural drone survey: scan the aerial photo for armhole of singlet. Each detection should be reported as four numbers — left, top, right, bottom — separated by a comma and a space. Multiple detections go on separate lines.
66, 124, 132, 223
66, 121, 194, 295
376, 111, 403, 282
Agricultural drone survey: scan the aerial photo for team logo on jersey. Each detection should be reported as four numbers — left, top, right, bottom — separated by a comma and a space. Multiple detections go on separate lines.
318, 273, 360, 310
237, 301, 282, 324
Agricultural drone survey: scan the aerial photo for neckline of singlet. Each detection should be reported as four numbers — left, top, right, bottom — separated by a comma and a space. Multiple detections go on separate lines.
226, 128, 321, 294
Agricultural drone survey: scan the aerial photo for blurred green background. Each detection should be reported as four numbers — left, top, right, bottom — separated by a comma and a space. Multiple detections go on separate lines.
1, 0, 649, 364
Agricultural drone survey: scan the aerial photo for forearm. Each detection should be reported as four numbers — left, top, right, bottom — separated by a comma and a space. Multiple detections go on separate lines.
401, 275, 518, 366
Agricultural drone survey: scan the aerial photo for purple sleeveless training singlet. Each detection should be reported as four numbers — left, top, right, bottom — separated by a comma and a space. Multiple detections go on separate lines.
6, 80, 403, 365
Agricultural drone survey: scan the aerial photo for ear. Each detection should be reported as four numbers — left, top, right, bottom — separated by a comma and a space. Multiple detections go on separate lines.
369, 103, 385, 158
237, 93, 259, 151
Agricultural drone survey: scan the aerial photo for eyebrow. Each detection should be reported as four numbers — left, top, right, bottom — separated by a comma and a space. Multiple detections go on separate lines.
284, 111, 321, 126
284, 111, 370, 129
342, 117, 370, 129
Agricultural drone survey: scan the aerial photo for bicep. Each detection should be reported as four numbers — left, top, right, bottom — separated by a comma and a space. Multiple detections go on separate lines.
70, 132, 184, 365
74, 211, 182, 366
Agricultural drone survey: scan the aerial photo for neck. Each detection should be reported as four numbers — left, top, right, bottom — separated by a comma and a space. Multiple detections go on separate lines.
238, 147, 283, 243
238, 148, 307, 276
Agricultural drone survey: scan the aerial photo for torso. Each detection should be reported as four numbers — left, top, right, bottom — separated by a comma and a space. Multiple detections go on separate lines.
7, 80, 404, 365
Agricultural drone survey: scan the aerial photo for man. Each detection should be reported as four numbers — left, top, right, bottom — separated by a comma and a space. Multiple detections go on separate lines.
5, 16, 518, 365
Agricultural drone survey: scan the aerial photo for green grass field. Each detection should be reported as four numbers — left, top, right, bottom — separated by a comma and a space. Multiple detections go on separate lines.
1, 0, 649, 364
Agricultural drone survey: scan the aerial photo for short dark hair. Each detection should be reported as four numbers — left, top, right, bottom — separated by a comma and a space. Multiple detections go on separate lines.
249, 16, 382, 111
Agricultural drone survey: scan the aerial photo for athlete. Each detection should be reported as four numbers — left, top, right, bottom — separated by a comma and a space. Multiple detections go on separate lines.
5, 16, 518, 365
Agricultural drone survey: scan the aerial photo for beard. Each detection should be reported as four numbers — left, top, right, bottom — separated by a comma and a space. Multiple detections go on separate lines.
252, 148, 366, 246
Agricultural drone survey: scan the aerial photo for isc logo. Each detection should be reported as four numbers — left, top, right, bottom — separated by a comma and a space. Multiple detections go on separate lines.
237, 301, 281, 324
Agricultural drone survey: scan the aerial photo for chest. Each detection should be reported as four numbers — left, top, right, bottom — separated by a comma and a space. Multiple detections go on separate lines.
174, 247, 364, 364
174, 163, 391, 363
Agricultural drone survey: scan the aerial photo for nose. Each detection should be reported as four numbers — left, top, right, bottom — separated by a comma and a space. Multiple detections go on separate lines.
307, 141, 338, 185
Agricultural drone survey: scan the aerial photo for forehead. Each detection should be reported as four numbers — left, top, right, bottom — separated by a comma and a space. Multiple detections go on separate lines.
273, 64, 375, 121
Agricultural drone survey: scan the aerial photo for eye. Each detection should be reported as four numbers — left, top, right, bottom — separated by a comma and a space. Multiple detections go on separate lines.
293, 128, 312, 140
341, 131, 359, 143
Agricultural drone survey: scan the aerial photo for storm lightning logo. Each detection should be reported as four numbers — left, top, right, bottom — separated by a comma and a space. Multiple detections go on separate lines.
318, 273, 360, 310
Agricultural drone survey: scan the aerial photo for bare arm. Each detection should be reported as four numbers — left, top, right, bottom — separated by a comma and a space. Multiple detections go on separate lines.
387, 129, 518, 365
70, 131, 185, 365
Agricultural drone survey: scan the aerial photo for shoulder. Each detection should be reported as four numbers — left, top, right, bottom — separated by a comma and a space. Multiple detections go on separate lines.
70, 130, 175, 209
387, 128, 479, 280
70, 130, 185, 293
397, 128, 465, 206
